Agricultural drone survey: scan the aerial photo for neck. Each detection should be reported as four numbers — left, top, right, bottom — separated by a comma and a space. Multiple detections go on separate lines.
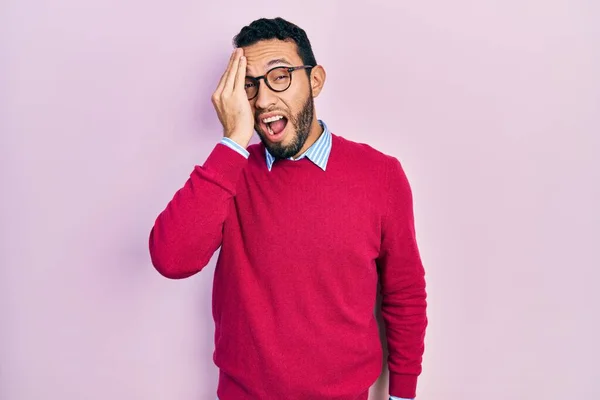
292, 118, 323, 159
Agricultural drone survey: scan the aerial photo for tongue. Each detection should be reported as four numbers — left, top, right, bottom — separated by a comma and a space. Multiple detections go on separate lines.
270, 118, 287, 135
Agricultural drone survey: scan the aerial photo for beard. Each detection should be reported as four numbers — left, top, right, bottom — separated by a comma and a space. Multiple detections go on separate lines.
255, 90, 314, 160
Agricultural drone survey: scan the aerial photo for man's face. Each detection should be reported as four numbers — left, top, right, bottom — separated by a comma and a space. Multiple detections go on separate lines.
242, 39, 314, 160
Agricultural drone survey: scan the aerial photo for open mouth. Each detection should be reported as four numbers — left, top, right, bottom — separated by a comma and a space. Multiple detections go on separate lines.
260, 115, 289, 138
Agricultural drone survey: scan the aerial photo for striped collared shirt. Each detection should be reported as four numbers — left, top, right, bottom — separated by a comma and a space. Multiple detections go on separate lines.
220, 120, 332, 171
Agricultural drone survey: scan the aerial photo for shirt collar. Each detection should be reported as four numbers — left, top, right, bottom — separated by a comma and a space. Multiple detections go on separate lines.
265, 120, 332, 171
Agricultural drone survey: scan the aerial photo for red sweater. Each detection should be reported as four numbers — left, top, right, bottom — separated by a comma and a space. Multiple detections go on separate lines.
149, 133, 427, 399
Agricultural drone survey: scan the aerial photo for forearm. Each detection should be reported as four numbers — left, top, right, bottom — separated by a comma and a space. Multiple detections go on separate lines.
149, 142, 247, 278
382, 270, 427, 398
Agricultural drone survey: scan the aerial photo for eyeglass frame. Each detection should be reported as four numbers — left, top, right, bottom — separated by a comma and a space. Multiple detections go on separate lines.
244, 65, 314, 100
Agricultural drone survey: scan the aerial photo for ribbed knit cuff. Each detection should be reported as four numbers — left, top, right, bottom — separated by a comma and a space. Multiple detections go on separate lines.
201, 142, 249, 192
389, 373, 418, 399
220, 137, 250, 158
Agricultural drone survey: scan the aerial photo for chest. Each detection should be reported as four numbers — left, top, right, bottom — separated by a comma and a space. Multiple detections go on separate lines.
227, 164, 384, 264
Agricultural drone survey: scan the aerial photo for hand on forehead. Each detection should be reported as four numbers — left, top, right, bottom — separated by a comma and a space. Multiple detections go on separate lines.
242, 40, 302, 76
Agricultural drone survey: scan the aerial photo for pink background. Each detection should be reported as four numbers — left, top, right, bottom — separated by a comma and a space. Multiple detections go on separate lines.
2, 1, 599, 399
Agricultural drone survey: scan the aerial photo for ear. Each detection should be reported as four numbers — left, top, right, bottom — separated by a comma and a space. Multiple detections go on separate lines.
310, 65, 326, 98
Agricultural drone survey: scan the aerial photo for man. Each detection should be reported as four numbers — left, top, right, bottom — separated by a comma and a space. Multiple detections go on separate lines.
149, 17, 427, 400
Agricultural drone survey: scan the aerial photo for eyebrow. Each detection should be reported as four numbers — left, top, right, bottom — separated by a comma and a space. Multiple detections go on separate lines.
246, 58, 293, 79
265, 58, 293, 68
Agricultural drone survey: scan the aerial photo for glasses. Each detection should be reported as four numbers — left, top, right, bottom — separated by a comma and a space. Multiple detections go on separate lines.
244, 65, 313, 100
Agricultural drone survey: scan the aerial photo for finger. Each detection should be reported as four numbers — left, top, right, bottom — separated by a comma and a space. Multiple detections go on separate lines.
215, 50, 238, 94
224, 50, 242, 92
215, 50, 236, 92
234, 55, 247, 92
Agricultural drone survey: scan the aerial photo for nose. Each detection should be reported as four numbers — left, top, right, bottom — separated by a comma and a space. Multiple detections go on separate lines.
253, 79, 277, 110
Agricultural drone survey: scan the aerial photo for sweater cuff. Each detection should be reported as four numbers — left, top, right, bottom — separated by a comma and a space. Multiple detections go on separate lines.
389, 373, 418, 399
201, 142, 248, 191
220, 137, 250, 158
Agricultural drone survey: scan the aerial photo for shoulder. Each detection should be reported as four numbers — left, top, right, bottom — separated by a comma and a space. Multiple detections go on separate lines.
332, 133, 412, 199
332, 133, 403, 172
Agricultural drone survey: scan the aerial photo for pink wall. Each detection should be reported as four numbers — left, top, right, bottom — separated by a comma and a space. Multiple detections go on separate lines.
2, 1, 599, 399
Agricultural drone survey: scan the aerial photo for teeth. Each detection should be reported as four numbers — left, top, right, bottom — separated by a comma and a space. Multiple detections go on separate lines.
262, 115, 284, 124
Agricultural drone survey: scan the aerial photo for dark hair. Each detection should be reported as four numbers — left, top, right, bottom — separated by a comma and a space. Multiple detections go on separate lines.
233, 17, 317, 68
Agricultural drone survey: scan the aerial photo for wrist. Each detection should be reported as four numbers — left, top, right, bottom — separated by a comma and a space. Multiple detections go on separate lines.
225, 131, 252, 149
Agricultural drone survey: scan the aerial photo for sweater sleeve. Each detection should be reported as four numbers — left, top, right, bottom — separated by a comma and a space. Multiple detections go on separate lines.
377, 156, 428, 399
148, 142, 248, 279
